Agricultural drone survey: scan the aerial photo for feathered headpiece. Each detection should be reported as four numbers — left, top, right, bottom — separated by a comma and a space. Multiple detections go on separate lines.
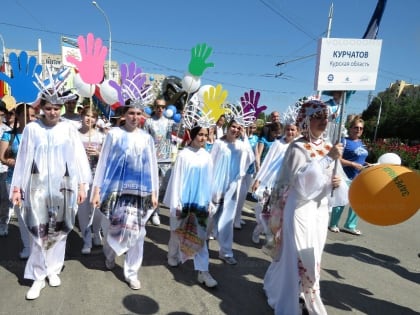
34, 67, 74, 105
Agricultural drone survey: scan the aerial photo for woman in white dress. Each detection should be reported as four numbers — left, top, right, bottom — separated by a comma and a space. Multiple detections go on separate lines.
263, 100, 347, 315
164, 125, 217, 288
10, 90, 91, 300
210, 119, 254, 265
91, 104, 159, 291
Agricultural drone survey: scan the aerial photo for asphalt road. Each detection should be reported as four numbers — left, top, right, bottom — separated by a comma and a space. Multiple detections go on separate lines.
0, 198, 419, 315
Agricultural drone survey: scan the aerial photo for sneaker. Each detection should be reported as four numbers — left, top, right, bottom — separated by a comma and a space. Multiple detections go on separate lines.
0, 224, 8, 237
125, 277, 141, 290
47, 274, 61, 287
151, 213, 160, 226
93, 233, 102, 246
197, 271, 218, 288
105, 258, 115, 270
19, 247, 30, 260
252, 231, 260, 244
219, 255, 237, 265
26, 280, 46, 300
167, 256, 180, 267
81, 246, 91, 255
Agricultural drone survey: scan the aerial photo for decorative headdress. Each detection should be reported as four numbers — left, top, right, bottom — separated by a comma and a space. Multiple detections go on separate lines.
223, 102, 256, 127
34, 67, 73, 105
281, 96, 318, 126
182, 97, 215, 130
295, 99, 329, 130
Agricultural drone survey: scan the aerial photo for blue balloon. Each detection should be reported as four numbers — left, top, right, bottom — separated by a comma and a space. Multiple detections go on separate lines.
144, 106, 153, 116
149, 75, 154, 81
173, 113, 182, 123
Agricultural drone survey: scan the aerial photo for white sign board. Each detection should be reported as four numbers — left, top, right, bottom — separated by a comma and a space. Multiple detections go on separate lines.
61, 36, 81, 68
314, 38, 382, 91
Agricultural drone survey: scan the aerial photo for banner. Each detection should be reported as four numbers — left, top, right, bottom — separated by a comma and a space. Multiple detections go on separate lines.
61, 36, 80, 68
314, 38, 382, 91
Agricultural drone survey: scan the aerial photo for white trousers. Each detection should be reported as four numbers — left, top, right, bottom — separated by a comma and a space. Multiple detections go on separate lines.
102, 209, 153, 281
24, 236, 67, 281
234, 173, 253, 227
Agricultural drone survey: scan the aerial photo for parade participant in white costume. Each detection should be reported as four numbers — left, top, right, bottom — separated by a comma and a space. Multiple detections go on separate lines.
251, 104, 300, 244
77, 106, 105, 254
10, 79, 91, 300
263, 100, 347, 315
164, 102, 217, 287
91, 86, 159, 291
210, 104, 255, 265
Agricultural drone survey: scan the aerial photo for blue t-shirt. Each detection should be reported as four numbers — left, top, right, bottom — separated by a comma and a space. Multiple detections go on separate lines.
341, 137, 368, 179
1, 131, 22, 182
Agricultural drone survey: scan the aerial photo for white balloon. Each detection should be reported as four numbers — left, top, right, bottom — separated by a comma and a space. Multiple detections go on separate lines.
378, 152, 402, 165
165, 108, 174, 118
99, 79, 119, 105
181, 73, 201, 93
197, 84, 214, 100
73, 73, 94, 97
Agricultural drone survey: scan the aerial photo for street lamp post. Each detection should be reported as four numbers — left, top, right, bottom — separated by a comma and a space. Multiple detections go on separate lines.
373, 96, 382, 143
92, 1, 111, 79
0, 34, 7, 76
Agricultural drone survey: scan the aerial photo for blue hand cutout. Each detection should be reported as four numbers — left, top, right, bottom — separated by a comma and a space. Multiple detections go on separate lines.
0, 51, 42, 103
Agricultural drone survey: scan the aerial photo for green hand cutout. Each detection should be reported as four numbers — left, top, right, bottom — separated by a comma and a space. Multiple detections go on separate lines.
188, 43, 214, 77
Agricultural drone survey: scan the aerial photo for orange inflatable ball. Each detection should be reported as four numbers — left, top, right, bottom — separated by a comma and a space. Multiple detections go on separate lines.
349, 164, 420, 226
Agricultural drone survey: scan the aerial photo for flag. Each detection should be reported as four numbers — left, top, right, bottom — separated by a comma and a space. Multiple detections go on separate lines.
363, 0, 387, 39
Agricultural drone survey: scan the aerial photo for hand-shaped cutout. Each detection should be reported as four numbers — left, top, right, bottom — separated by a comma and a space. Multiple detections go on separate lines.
240, 90, 267, 118
203, 84, 228, 121
188, 43, 214, 77
66, 33, 107, 84
0, 51, 42, 103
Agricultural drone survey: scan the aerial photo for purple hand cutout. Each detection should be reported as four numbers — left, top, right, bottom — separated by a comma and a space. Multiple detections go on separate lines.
66, 33, 107, 84
240, 90, 267, 118
109, 62, 146, 105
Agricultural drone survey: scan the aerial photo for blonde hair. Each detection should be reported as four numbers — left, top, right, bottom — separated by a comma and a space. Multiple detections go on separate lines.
348, 115, 364, 128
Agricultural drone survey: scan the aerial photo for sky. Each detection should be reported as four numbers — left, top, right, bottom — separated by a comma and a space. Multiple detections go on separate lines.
1, 0, 419, 115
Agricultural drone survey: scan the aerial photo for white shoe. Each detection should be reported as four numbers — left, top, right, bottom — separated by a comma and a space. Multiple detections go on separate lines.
48, 274, 61, 287
93, 233, 102, 246
81, 246, 91, 255
125, 277, 141, 290
197, 271, 217, 288
151, 214, 160, 226
26, 280, 45, 300
167, 257, 179, 267
19, 247, 30, 259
